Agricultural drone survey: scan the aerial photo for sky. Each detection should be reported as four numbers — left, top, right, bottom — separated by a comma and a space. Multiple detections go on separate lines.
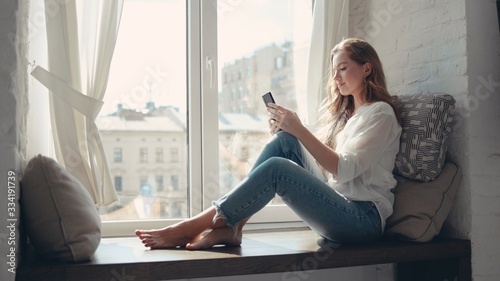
102, 0, 312, 115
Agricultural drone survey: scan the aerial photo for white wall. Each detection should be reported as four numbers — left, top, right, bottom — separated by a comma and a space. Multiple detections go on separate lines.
350, 0, 500, 280
0, 1, 28, 281
464, 0, 500, 280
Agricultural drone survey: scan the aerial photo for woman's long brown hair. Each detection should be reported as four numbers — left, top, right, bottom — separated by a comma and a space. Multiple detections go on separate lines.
316, 38, 401, 149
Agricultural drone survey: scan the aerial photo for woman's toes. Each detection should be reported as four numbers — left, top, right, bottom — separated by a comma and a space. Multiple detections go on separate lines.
186, 239, 209, 250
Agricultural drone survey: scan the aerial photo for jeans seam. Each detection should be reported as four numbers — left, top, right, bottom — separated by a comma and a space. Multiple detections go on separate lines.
225, 183, 275, 220
278, 178, 369, 219
280, 136, 304, 167
283, 178, 381, 241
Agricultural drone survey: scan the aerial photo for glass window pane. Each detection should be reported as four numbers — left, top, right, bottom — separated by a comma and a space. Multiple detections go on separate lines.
216, 0, 312, 203
97, 0, 188, 221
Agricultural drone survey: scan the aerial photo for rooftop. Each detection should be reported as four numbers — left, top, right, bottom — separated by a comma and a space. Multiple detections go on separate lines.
97, 104, 269, 133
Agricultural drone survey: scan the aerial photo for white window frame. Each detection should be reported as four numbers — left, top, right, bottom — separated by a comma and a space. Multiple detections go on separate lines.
101, 0, 305, 237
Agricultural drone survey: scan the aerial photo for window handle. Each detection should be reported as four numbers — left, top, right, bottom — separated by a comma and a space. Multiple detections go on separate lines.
205, 55, 216, 89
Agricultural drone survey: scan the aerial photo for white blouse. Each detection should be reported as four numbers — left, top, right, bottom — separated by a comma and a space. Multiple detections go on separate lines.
329, 101, 402, 229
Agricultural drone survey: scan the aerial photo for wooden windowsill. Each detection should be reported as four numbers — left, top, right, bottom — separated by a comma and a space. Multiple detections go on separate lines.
16, 228, 471, 281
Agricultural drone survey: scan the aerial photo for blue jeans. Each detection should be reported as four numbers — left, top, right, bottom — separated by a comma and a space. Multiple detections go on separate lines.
213, 132, 382, 244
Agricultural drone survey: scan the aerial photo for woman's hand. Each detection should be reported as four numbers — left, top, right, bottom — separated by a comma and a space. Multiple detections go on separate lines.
266, 103, 303, 136
267, 102, 339, 176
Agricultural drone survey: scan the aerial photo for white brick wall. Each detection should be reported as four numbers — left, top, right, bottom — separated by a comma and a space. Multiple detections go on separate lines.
352, 0, 471, 230
351, 0, 500, 280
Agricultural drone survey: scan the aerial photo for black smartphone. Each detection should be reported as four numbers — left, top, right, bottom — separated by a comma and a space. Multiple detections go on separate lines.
262, 92, 275, 107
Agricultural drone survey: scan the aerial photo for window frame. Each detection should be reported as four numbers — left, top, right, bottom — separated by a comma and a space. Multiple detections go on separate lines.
101, 0, 308, 237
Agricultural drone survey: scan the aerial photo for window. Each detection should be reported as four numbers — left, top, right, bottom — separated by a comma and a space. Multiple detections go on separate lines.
114, 176, 122, 192
170, 147, 179, 163
213, 0, 312, 211
171, 174, 179, 191
156, 147, 164, 163
113, 147, 122, 163
275, 56, 284, 69
139, 148, 148, 163
96, 0, 312, 236
156, 175, 164, 191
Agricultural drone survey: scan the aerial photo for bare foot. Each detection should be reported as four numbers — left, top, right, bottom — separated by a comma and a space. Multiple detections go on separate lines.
135, 221, 199, 249
186, 226, 242, 250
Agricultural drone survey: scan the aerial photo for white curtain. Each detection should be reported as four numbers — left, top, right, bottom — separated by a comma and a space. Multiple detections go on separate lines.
300, 0, 349, 126
31, 0, 124, 206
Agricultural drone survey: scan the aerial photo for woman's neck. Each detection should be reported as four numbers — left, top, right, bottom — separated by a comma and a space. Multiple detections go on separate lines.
353, 95, 368, 111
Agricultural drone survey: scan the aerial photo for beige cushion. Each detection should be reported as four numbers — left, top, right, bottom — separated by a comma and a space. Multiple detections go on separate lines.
20, 155, 101, 262
394, 93, 456, 182
385, 162, 461, 242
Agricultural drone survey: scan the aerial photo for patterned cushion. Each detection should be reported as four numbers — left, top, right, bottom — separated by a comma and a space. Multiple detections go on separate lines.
394, 93, 456, 182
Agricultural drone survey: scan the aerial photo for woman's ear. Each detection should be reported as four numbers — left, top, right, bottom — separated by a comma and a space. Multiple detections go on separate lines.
363, 63, 372, 77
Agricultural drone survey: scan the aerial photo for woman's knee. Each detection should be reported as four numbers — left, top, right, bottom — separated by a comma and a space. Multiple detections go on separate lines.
261, 156, 293, 168
273, 131, 300, 150
256, 157, 301, 180
275, 131, 297, 142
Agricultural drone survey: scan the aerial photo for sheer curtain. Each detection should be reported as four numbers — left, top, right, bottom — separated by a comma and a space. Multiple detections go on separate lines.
31, 0, 124, 206
299, 0, 349, 126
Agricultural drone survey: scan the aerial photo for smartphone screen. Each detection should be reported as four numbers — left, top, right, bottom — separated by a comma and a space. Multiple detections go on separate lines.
262, 92, 275, 107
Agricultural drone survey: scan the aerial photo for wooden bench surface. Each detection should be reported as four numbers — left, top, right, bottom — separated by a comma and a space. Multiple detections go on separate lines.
16, 228, 471, 281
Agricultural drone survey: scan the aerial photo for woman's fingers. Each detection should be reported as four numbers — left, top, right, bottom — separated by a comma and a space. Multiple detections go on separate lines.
268, 118, 280, 134
267, 103, 294, 133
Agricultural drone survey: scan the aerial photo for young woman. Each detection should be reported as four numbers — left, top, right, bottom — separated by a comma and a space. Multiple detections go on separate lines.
136, 38, 402, 249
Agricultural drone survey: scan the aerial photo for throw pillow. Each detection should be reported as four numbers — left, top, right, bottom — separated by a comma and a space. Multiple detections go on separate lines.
384, 162, 461, 242
20, 154, 101, 262
394, 93, 455, 182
